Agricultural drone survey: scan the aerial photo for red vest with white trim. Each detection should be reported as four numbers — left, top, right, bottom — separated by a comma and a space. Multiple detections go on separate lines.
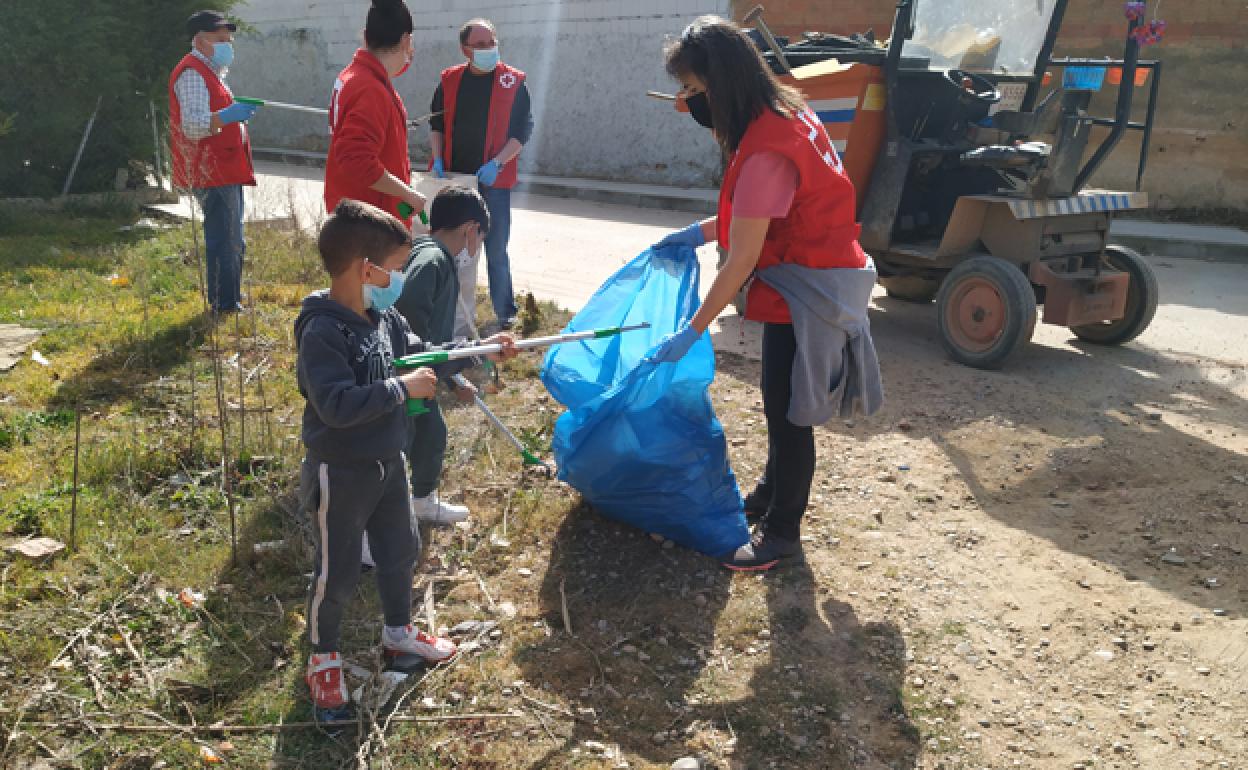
718, 106, 866, 324
167, 53, 255, 190
437, 62, 525, 189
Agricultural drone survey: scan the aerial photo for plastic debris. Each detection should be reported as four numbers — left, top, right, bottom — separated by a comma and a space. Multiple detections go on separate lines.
5, 537, 66, 560
199, 744, 223, 764
351, 669, 409, 712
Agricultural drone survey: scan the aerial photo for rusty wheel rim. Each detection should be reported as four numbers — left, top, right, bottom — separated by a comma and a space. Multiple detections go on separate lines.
945, 277, 1007, 353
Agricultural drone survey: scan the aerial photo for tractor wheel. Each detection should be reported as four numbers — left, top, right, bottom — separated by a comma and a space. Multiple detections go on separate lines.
936, 256, 1038, 369
1071, 245, 1158, 346
881, 275, 941, 303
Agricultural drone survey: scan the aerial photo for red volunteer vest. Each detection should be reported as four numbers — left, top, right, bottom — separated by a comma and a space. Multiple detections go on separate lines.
437, 62, 525, 189
325, 49, 412, 225
167, 53, 255, 190
719, 107, 866, 324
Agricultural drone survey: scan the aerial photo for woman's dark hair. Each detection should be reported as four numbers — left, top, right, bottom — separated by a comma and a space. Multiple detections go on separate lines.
365, 0, 413, 50
665, 16, 806, 155
429, 185, 491, 235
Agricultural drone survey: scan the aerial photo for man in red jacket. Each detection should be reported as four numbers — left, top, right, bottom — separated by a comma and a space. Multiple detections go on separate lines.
429, 18, 534, 331
168, 10, 260, 315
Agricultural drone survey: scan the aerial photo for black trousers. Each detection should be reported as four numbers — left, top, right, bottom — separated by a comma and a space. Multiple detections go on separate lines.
749, 322, 815, 541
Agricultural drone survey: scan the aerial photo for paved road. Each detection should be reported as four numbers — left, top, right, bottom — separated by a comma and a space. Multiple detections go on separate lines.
250, 161, 1248, 383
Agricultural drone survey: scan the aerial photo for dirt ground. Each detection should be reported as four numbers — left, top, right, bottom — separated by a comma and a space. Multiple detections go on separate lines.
4, 194, 1242, 768
423, 280, 1248, 770
716, 291, 1248, 769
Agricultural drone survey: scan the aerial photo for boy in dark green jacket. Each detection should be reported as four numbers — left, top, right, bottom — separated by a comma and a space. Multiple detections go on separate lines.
394, 185, 494, 525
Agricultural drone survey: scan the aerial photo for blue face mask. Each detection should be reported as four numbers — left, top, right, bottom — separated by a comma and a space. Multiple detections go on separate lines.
363, 266, 406, 311
211, 41, 234, 70
472, 47, 500, 72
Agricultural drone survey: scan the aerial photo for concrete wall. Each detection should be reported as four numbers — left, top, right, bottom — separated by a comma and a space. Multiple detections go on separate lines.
228, 0, 730, 187
731, 0, 1248, 212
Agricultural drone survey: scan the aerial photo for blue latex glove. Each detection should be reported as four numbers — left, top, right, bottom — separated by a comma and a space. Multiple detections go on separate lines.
476, 159, 501, 187
217, 102, 258, 126
647, 322, 700, 364
432, 158, 446, 178
654, 221, 706, 252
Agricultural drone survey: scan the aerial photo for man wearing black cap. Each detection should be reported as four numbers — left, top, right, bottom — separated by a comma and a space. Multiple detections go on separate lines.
168, 10, 261, 315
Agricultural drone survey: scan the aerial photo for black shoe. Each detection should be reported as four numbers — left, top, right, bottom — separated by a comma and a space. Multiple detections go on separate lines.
721, 530, 802, 572
498, 316, 516, 331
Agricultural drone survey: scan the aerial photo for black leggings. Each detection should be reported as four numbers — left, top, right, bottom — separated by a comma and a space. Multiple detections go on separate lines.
750, 322, 815, 540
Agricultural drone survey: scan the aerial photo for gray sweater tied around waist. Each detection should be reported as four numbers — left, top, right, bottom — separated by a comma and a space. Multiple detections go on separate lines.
757, 259, 884, 426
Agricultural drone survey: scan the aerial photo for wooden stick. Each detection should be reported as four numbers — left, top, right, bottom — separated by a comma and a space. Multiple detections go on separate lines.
114, 617, 157, 698
474, 572, 497, 612
69, 408, 81, 551
558, 578, 573, 635
234, 312, 246, 456
423, 580, 436, 635
518, 693, 591, 724
188, 330, 197, 460
11, 712, 520, 734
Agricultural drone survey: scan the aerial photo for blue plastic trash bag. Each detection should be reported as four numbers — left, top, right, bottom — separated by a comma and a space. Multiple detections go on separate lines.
540, 245, 749, 557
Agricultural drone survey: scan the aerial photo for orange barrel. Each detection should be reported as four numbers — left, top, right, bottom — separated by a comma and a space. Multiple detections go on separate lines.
781, 61, 886, 210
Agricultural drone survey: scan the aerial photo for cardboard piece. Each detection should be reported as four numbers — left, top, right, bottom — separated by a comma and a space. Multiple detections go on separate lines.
413, 173, 480, 200
6, 537, 66, 560
0, 325, 41, 372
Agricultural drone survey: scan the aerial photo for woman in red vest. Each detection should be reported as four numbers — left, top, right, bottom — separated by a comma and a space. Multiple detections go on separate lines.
651, 17, 882, 572
324, 0, 425, 227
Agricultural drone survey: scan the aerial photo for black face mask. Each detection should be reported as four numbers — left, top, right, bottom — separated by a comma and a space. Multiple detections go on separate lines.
686, 91, 713, 130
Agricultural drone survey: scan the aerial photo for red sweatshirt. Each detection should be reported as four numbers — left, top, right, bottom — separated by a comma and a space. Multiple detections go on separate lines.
325, 49, 412, 226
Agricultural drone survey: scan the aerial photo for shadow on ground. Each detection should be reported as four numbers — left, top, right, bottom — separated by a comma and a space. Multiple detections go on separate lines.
517, 504, 919, 768
717, 294, 1247, 622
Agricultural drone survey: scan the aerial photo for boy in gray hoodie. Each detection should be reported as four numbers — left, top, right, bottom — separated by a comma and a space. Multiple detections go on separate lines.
294, 199, 513, 719
394, 185, 492, 525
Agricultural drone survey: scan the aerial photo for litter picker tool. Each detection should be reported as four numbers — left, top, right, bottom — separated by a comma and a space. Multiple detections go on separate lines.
451, 373, 551, 470
408, 110, 443, 127
394, 323, 650, 416
235, 96, 327, 115
237, 99, 441, 130
397, 202, 429, 225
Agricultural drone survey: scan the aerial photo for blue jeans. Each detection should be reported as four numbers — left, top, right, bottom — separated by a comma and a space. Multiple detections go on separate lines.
479, 184, 517, 323
194, 184, 245, 312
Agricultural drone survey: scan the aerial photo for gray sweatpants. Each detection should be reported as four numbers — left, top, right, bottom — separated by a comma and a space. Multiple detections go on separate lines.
301, 455, 419, 654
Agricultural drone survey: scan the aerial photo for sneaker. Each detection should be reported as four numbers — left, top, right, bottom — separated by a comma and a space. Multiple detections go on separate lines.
306, 652, 350, 713
360, 533, 375, 570
382, 624, 458, 664
411, 493, 469, 526
721, 530, 802, 572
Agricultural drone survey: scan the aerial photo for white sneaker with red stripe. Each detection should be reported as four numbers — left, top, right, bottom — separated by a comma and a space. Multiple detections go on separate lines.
382, 624, 458, 664
305, 652, 350, 713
